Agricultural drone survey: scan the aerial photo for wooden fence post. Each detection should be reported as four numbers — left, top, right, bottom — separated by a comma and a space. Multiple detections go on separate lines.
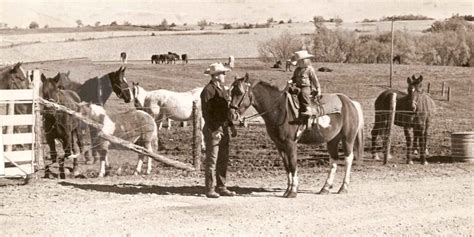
426, 82, 431, 94
192, 101, 201, 171
447, 87, 451, 101
5, 101, 14, 153
384, 92, 397, 165
32, 70, 44, 171
442, 82, 446, 97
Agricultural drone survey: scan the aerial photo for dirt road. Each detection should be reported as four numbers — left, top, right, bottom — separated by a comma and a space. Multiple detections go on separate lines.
1, 164, 472, 236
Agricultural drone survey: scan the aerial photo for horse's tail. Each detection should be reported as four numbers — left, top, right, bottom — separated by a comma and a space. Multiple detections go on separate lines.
352, 100, 365, 163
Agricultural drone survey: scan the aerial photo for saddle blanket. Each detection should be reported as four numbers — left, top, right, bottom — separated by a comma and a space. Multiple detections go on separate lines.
288, 92, 343, 118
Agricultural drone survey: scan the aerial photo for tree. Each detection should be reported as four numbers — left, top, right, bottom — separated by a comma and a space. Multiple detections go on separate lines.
123, 21, 131, 26
258, 31, 304, 62
29, 21, 39, 29
95, 21, 101, 27
313, 16, 325, 29
170, 22, 176, 27
44, 24, 49, 29
197, 19, 208, 30
110, 21, 118, 26
160, 18, 168, 27
76, 19, 83, 28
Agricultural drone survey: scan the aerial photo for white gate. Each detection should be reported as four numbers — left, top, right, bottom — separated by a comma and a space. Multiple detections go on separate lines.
0, 70, 40, 177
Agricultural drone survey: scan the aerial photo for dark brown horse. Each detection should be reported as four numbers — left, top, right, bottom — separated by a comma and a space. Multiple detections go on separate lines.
229, 73, 364, 198
52, 67, 132, 164
371, 75, 436, 165
0, 63, 31, 115
41, 74, 85, 179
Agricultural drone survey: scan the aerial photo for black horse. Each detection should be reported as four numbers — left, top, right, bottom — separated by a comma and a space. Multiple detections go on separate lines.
371, 75, 436, 165
41, 74, 85, 179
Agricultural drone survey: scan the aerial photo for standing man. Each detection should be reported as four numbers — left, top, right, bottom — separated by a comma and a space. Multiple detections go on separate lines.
201, 62, 237, 198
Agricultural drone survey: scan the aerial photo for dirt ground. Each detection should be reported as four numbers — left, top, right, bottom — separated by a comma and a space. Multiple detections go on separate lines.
1, 59, 473, 236
0, 163, 472, 236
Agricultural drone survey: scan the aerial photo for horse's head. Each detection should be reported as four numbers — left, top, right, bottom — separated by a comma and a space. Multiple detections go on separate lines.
131, 82, 145, 109
229, 72, 253, 125
110, 66, 132, 103
407, 74, 423, 112
54, 71, 71, 90
1, 62, 30, 89
41, 73, 61, 101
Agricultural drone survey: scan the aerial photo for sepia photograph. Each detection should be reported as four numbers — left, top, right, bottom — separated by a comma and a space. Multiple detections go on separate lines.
0, 0, 473, 235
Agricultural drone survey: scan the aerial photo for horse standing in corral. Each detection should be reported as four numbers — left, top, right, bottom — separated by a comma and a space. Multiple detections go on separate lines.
120, 52, 128, 64
371, 75, 436, 165
165, 52, 180, 64
131, 83, 203, 129
181, 54, 188, 64
229, 73, 364, 198
151, 55, 160, 64
0, 63, 31, 115
78, 103, 158, 176
41, 74, 86, 179
55, 67, 132, 164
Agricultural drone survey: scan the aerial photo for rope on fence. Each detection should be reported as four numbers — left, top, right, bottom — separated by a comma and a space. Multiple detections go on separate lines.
37, 98, 195, 171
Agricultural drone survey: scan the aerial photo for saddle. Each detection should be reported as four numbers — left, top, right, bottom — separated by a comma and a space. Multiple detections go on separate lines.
287, 92, 342, 120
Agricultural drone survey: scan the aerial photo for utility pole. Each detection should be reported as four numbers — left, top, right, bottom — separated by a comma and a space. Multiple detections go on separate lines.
390, 18, 395, 88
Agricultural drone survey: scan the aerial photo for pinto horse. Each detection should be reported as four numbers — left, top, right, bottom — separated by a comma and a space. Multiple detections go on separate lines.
41, 74, 85, 179
229, 73, 364, 198
78, 102, 158, 176
55, 67, 132, 164
371, 75, 435, 165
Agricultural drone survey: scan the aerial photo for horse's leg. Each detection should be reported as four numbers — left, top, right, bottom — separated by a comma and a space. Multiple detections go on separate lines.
338, 141, 355, 194
44, 135, 57, 178
370, 120, 381, 160
59, 135, 73, 179
286, 142, 299, 198
134, 141, 144, 175
319, 138, 339, 194
167, 118, 171, 130
98, 149, 108, 177
145, 142, 153, 175
404, 127, 413, 164
419, 123, 429, 165
70, 130, 80, 177
277, 148, 291, 197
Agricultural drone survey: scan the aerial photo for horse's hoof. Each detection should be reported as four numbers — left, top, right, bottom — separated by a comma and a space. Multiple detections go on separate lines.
407, 160, 414, 165
422, 161, 429, 165
372, 154, 381, 160
337, 187, 348, 194
98, 173, 105, 178
413, 150, 419, 155
286, 191, 297, 198
318, 188, 330, 195
133, 171, 139, 176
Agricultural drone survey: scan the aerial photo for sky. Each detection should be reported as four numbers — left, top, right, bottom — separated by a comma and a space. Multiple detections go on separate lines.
0, 0, 472, 28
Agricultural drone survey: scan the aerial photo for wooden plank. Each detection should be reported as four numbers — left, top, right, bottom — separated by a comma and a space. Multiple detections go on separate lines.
0, 114, 34, 126
3, 150, 34, 163
0, 127, 4, 175
0, 89, 34, 101
2, 164, 33, 177
2, 133, 34, 145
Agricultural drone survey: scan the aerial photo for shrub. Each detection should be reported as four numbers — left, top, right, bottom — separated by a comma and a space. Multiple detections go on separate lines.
424, 16, 474, 33
223, 24, 233, 30
258, 31, 304, 62
29, 21, 39, 29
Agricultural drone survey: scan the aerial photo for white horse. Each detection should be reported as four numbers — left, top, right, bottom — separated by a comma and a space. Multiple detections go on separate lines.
131, 83, 205, 149
78, 102, 158, 177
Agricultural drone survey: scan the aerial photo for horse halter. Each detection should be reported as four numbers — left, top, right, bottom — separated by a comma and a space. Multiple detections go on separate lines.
229, 81, 252, 110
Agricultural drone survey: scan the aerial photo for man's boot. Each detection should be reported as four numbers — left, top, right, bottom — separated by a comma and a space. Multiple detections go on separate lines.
205, 173, 219, 198
216, 186, 236, 197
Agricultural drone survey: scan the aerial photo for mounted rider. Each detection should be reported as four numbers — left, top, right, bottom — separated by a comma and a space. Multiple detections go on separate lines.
287, 50, 321, 122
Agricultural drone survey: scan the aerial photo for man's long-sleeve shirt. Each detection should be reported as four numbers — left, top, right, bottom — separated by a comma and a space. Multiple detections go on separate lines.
291, 66, 321, 93
200, 81, 232, 132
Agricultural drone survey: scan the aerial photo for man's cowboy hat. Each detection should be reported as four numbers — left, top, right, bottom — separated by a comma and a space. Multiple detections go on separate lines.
204, 62, 231, 75
292, 50, 314, 62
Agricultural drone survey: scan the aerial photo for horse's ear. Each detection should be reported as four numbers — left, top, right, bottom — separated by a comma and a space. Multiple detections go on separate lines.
122, 67, 126, 72
53, 74, 60, 83
40, 73, 46, 83
244, 72, 249, 82
66, 71, 70, 76
418, 75, 423, 83
407, 77, 412, 84
12, 62, 21, 72
118, 66, 123, 72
